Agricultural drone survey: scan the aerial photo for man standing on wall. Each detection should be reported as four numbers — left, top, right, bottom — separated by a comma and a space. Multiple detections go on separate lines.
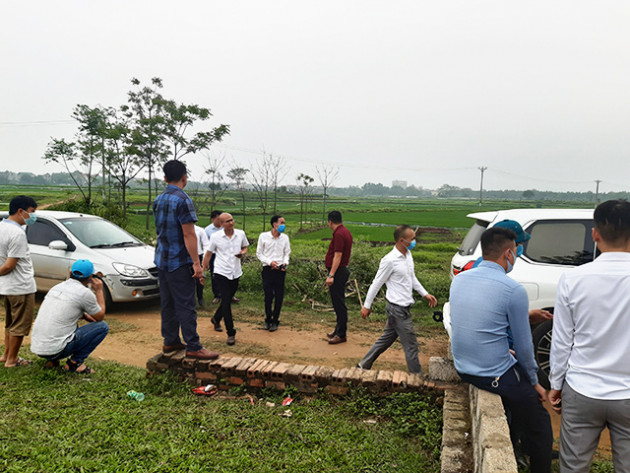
204, 210, 223, 304
549, 199, 630, 473
325, 210, 352, 345
153, 160, 218, 360
203, 213, 249, 345
0, 195, 38, 367
358, 225, 437, 374
256, 215, 291, 332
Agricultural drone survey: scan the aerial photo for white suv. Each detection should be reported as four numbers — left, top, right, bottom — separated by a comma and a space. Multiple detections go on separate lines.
443, 208, 596, 387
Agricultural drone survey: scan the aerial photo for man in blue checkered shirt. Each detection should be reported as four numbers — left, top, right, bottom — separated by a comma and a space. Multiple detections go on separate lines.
153, 160, 218, 360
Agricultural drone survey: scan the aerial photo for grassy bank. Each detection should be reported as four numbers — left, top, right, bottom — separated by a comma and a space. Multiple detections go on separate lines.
0, 361, 442, 473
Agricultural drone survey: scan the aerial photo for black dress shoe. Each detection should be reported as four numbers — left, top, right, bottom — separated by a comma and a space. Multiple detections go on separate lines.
263, 321, 271, 330
211, 317, 223, 332
326, 332, 335, 339
269, 323, 278, 332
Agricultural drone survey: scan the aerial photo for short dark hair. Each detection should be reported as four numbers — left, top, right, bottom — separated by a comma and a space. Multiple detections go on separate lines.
210, 210, 223, 219
327, 210, 342, 224
9, 195, 38, 215
163, 160, 187, 183
481, 227, 516, 260
594, 199, 630, 245
394, 225, 412, 241
270, 215, 283, 226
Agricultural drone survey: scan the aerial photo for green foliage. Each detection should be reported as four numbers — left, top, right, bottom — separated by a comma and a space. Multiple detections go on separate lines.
0, 359, 442, 473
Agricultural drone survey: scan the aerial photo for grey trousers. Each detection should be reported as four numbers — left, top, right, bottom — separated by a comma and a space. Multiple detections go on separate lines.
560, 382, 630, 473
359, 301, 421, 374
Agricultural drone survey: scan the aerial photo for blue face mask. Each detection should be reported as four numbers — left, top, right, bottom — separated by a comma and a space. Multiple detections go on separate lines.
406, 240, 416, 251
516, 244, 523, 257
277, 224, 286, 233
505, 249, 516, 273
24, 211, 37, 226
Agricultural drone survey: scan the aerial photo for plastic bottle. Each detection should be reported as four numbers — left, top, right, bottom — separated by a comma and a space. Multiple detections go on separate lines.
127, 390, 145, 401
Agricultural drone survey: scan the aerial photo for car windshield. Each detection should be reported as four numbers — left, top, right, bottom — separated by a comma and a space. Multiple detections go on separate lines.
59, 218, 143, 248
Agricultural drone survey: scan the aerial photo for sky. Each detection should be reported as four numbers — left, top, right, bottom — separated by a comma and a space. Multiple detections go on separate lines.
2, 1, 630, 193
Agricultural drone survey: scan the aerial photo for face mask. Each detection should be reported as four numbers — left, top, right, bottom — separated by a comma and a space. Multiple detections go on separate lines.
23, 211, 37, 226
505, 249, 516, 273
277, 224, 286, 233
406, 240, 416, 251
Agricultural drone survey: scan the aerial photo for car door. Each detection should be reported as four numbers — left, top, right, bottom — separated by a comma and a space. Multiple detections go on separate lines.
25, 218, 76, 291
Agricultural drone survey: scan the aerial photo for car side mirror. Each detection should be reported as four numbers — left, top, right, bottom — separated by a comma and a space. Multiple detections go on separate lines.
49, 240, 68, 251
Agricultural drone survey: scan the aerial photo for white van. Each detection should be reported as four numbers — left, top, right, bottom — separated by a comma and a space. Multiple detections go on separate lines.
443, 208, 596, 387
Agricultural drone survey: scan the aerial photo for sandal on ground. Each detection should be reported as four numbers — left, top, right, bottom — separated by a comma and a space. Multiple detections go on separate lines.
5, 357, 33, 368
64, 360, 95, 375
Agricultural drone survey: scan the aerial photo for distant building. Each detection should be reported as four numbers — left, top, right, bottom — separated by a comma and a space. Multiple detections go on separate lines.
392, 180, 407, 188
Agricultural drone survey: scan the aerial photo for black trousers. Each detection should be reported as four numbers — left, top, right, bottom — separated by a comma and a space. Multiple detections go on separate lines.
262, 266, 286, 323
459, 363, 553, 473
213, 274, 239, 336
209, 253, 219, 298
195, 255, 204, 302
328, 266, 350, 338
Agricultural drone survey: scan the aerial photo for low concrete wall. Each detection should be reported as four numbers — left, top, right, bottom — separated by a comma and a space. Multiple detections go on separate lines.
469, 385, 517, 473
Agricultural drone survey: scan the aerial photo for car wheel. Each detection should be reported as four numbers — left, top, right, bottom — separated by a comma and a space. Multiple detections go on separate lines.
532, 319, 553, 389
99, 279, 113, 311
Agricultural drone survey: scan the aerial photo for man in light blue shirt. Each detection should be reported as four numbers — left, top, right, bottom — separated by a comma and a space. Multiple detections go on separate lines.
450, 226, 552, 473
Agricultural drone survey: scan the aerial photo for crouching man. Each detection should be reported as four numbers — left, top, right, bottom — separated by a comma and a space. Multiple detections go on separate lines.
30, 259, 108, 374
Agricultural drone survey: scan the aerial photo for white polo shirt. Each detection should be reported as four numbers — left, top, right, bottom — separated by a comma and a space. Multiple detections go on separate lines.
256, 231, 291, 267
194, 225, 210, 256
363, 246, 428, 309
0, 219, 36, 295
209, 228, 249, 280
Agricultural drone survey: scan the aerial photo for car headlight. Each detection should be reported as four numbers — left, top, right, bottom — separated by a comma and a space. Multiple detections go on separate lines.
112, 262, 150, 278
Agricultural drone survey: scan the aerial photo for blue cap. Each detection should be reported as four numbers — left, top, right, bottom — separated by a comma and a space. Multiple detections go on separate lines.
493, 219, 531, 243
71, 259, 95, 279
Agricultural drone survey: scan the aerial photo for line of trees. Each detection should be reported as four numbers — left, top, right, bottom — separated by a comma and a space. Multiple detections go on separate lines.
42, 77, 230, 227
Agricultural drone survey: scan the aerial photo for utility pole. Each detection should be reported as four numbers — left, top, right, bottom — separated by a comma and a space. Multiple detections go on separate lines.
594, 180, 602, 205
478, 166, 487, 206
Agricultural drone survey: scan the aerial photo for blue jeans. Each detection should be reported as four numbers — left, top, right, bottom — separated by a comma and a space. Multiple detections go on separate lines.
43, 321, 109, 365
158, 265, 202, 351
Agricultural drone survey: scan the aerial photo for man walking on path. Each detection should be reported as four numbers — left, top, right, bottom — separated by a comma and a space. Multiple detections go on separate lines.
153, 160, 218, 360
0, 195, 37, 367
325, 210, 352, 345
203, 213, 249, 345
204, 210, 223, 303
549, 199, 630, 473
256, 215, 291, 332
357, 225, 437, 374
449, 226, 552, 473
30, 259, 108, 374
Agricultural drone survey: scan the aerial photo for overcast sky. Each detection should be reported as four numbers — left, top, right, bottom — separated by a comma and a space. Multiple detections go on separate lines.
2, 1, 629, 192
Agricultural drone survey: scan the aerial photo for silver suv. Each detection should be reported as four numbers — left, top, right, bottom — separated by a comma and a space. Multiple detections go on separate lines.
444, 208, 596, 387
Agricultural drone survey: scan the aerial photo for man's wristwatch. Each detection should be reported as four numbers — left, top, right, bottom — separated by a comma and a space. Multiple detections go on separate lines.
328, 273, 334, 278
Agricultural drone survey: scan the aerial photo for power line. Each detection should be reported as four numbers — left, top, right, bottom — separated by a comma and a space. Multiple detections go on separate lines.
0, 119, 75, 128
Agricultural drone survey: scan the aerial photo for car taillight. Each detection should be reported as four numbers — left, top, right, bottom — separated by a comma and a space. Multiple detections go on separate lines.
453, 260, 475, 275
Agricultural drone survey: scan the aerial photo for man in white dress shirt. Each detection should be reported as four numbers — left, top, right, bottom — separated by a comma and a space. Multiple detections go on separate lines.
202, 213, 249, 345
357, 225, 437, 374
194, 225, 210, 307
256, 215, 291, 332
549, 199, 630, 472
204, 210, 223, 304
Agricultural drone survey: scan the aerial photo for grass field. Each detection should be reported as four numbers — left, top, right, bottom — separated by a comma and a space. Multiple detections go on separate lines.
0, 362, 442, 473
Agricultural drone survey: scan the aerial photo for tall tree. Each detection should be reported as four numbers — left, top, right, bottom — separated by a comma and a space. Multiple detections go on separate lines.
270, 155, 289, 214
316, 165, 339, 223
296, 173, 315, 230
205, 155, 227, 212
162, 100, 230, 161
126, 77, 169, 229
43, 138, 89, 203
227, 167, 249, 231
72, 105, 107, 205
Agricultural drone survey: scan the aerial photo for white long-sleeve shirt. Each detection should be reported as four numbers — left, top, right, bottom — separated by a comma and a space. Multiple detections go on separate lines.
363, 246, 428, 309
208, 228, 249, 280
256, 231, 291, 267
550, 252, 630, 399
194, 225, 210, 256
